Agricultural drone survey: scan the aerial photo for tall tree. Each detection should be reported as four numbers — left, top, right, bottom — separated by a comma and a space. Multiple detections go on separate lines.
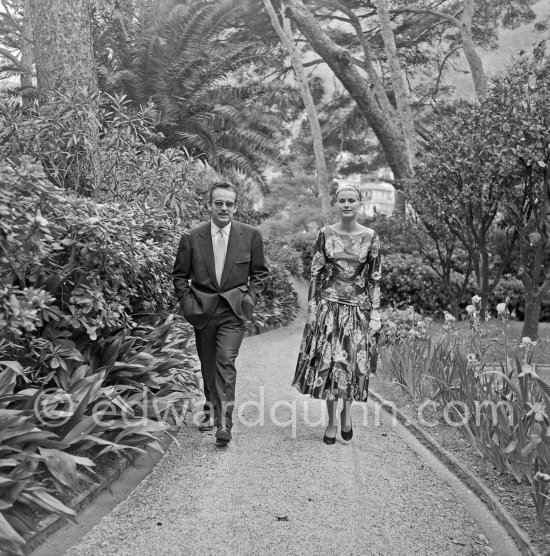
407, 101, 518, 320
262, 0, 331, 218
19, 0, 33, 92
494, 46, 550, 339
374, 0, 416, 166
284, 0, 412, 181
408, 46, 550, 336
27, 0, 97, 98
392, 0, 537, 100
0, 0, 34, 90
26, 0, 100, 192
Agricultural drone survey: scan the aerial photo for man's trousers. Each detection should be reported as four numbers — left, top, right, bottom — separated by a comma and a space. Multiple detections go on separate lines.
194, 298, 246, 430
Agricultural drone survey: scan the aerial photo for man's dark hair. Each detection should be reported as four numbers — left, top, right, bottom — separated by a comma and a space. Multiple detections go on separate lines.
209, 181, 238, 203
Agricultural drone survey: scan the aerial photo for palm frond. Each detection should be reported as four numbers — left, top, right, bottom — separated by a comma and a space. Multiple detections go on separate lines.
95, 0, 285, 184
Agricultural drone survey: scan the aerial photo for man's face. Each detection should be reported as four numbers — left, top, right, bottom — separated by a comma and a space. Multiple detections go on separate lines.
209, 187, 237, 228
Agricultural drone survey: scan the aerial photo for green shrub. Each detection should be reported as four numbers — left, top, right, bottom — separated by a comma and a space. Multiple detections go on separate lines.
263, 235, 303, 277
382, 253, 449, 314
0, 157, 202, 552
289, 232, 317, 280
247, 259, 298, 334
0, 92, 300, 552
490, 274, 550, 322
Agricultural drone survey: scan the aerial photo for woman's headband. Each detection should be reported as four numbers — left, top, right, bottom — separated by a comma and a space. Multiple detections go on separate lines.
335, 184, 362, 200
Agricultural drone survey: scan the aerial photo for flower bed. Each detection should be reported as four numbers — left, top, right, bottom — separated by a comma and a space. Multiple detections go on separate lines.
377, 303, 550, 536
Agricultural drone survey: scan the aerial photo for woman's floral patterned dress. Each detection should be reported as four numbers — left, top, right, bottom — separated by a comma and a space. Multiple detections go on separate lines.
292, 225, 381, 401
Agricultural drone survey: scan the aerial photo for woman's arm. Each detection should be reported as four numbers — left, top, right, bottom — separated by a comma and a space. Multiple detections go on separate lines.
307, 229, 327, 325
366, 233, 382, 331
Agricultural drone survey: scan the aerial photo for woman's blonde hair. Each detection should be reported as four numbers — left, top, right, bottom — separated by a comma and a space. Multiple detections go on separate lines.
335, 183, 362, 201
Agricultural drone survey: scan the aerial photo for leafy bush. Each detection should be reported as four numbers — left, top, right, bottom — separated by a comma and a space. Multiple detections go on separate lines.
0, 157, 202, 553
491, 274, 550, 322
0, 94, 299, 552
0, 92, 202, 225
247, 259, 298, 334
263, 235, 303, 277
1, 157, 176, 342
379, 306, 430, 345
382, 253, 450, 315
289, 231, 317, 280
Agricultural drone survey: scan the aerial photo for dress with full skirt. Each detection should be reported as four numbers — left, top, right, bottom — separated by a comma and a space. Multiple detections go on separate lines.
292, 226, 381, 402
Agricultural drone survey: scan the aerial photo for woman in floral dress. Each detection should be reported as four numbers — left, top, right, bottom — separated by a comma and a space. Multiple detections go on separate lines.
292, 184, 381, 444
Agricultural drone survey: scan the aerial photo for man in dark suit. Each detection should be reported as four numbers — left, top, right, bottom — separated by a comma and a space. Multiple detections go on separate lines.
173, 182, 268, 446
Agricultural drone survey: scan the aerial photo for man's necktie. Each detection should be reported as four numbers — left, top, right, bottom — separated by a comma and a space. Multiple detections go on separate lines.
214, 229, 226, 285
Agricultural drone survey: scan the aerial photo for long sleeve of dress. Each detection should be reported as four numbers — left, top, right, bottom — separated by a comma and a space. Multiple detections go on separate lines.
307, 229, 327, 317
365, 233, 382, 326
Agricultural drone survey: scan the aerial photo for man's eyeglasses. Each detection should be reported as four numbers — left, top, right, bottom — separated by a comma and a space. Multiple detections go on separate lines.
213, 201, 235, 209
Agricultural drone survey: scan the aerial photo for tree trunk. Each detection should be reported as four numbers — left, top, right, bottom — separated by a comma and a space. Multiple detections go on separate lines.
284, 0, 412, 182
326, 0, 396, 118
391, 2, 487, 101
522, 296, 541, 340
461, 0, 487, 99
20, 0, 34, 93
479, 241, 489, 321
374, 0, 416, 168
27, 0, 97, 98
263, 0, 331, 220
27, 0, 99, 193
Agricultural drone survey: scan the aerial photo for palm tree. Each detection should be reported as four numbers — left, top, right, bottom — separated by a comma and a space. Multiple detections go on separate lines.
94, 0, 286, 187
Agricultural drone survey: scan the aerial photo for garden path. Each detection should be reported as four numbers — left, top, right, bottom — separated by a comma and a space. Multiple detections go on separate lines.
49, 281, 520, 556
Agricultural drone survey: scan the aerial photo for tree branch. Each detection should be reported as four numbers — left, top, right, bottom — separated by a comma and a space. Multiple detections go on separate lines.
0, 46, 23, 67
432, 45, 461, 100
315, 0, 395, 116
390, 6, 462, 28
1, 0, 22, 31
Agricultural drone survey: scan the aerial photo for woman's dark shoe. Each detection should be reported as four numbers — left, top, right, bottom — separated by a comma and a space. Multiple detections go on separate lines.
341, 413, 353, 441
323, 426, 337, 445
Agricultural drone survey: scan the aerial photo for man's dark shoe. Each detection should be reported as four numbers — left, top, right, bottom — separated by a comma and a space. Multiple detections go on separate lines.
215, 426, 232, 443
198, 415, 215, 431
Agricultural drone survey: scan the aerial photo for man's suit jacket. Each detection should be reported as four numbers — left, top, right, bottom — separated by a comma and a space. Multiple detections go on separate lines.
173, 220, 269, 330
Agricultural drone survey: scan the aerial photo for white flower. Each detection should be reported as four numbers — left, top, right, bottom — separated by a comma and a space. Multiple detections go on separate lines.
472, 295, 481, 304
465, 304, 475, 315
535, 472, 550, 483
496, 303, 507, 315
518, 363, 539, 378
444, 312, 456, 323
526, 402, 547, 422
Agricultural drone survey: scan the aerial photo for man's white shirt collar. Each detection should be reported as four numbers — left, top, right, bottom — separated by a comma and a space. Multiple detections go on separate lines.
211, 221, 231, 236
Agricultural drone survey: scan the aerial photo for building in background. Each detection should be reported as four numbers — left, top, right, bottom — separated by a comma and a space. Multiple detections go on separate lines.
359, 181, 395, 217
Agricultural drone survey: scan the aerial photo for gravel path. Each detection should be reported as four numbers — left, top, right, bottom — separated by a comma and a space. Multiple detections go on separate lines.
66, 282, 518, 556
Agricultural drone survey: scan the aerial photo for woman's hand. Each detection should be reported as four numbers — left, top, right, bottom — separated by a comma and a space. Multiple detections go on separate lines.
368, 319, 381, 333
368, 320, 381, 346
